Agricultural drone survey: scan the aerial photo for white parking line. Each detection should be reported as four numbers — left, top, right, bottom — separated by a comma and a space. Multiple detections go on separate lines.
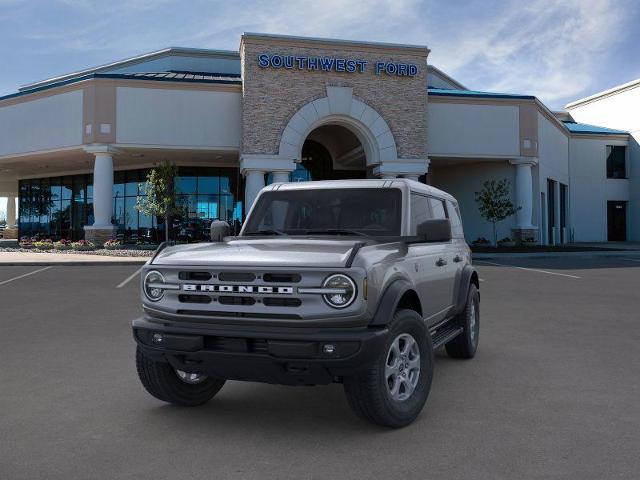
475, 260, 581, 279
0, 266, 52, 286
117, 267, 142, 289
479, 278, 485, 282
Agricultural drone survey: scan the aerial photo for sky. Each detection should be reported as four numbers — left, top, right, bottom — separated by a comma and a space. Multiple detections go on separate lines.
1, 0, 640, 214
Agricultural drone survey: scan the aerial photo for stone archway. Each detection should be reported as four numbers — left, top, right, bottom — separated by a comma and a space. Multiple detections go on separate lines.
240, 86, 429, 209
278, 86, 398, 168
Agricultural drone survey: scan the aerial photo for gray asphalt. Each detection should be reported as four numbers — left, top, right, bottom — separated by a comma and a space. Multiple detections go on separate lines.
1, 257, 639, 479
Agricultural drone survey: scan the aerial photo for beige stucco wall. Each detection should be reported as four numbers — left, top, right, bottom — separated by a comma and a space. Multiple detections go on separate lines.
0, 90, 83, 157
116, 86, 242, 148
427, 101, 520, 157
240, 35, 429, 160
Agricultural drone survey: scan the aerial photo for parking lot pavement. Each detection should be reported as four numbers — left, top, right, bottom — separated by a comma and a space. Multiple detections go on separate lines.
1, 259, 639, 480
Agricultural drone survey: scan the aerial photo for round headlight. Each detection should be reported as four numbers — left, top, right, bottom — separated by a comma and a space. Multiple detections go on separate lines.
144, 270, 166, 302
322, 274, 356, 308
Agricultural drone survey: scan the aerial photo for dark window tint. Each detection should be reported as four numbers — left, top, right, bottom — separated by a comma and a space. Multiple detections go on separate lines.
606, 146, 626, 179
409, 193, 432, 235
244, 188, 402, 236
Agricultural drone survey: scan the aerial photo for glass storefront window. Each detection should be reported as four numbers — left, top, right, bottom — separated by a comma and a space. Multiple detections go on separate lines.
62, 177, 73, 200
198, 176, 220, 195
175, 175, 197, 195
18, 166, 243, 241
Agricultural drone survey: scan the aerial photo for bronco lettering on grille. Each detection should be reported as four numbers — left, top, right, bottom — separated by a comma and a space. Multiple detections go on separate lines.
182, 284, 294, 294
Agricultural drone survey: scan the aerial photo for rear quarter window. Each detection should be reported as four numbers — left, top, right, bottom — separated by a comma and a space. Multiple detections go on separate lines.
428, 198, 447, 219
446, 200, 465, 238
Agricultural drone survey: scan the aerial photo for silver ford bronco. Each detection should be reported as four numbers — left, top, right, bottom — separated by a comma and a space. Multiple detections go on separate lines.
133, 179, 480, 427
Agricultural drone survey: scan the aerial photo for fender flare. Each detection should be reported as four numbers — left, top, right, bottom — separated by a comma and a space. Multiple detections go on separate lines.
369, 279, 415, 327
454, 265, 479, 315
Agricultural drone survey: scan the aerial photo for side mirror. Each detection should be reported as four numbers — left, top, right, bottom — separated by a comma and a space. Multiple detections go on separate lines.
210, 220, 231, 242
416, 219, 452, 242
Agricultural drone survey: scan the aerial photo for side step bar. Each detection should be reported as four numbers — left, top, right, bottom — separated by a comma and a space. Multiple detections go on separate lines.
431, 324, 464, 349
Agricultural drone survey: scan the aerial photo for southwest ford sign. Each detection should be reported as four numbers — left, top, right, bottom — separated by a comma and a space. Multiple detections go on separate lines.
257, 54, 418, 77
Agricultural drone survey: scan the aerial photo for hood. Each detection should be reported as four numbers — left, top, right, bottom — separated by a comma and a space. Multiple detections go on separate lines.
152, 238, 364, 268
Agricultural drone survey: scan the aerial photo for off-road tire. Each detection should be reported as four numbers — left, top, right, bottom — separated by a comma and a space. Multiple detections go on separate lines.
445, 283, 480, 359
343, 309, 434, 428
136, 347, 225, 406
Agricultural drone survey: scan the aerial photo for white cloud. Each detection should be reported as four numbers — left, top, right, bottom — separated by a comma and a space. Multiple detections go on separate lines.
3, 0, 635, 109
427, 0, 628, 107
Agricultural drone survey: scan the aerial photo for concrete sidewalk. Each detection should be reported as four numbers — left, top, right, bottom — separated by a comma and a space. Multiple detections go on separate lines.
0, 251, 149, 266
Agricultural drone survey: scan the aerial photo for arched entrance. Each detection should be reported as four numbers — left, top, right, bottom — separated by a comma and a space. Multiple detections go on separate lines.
297, 124, 367, 181
242, 86, 428, 210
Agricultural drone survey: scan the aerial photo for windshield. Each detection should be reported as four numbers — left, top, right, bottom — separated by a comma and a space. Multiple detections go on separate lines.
242, 188, 402, 237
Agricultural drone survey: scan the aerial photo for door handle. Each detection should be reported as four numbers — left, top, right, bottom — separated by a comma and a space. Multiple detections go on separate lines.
453, 255, 462, 263
436, 258, 447, 267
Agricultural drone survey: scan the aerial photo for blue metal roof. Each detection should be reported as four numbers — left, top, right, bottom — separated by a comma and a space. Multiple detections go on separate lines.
562, 121, 628, 135
0, 71, 242, 102
427, 87, 535, 100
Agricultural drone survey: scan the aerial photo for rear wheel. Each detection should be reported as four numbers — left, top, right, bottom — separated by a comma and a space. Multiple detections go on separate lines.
343, 309, 434, 428
136, 347, 225, 406
445, 283, 480, 359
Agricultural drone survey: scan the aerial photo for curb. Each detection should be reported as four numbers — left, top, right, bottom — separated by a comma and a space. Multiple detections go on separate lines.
473, 251, 640, 260
0, 260, 148, 266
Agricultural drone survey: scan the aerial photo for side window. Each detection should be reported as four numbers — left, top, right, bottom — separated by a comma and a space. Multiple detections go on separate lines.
410, 193, 432, 234
428, 197, 447, 220
446, 200, 464, 238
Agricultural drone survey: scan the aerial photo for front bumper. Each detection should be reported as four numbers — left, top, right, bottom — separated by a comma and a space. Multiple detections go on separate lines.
133, 316, 389, 385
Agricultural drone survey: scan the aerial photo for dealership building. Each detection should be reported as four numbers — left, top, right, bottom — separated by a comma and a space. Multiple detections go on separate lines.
0, 33, 637, 244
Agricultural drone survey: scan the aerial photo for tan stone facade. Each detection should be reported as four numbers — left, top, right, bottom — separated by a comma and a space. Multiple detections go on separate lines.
240, 34, 429, 161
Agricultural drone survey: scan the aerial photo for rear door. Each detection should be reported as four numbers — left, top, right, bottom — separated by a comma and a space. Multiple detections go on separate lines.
445, 199, 468, 307
407, 193, 453, 324
426, 197, 458, 320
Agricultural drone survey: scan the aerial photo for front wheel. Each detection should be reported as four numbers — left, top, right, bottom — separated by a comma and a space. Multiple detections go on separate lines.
343, 309, 434, 428
136, 347, 225, 406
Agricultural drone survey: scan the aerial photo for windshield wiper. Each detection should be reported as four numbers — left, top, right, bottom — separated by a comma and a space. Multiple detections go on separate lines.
304, 229, 374, 239
243, 229, 287, 236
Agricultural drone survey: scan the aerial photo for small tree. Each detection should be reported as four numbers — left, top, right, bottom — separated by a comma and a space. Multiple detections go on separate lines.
136, 161, 182, 243
474, 179, 519, 246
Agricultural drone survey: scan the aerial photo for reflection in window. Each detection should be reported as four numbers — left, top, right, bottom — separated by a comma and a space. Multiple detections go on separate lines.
18, 167, 242, 242
606, 145, 626, 179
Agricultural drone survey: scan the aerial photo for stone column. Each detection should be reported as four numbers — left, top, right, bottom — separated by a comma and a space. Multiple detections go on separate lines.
240, 154, 295, 213
6, 195, 16, 228
271, 171, 290, 184
2, 195, 18, 240
244, 170, 266, 212
509, 157, 538, 242
373, 159, 429, 180
83, 145, 118, 245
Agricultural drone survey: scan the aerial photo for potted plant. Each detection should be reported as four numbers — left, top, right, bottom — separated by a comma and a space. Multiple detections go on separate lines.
71, 239, 96, 251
